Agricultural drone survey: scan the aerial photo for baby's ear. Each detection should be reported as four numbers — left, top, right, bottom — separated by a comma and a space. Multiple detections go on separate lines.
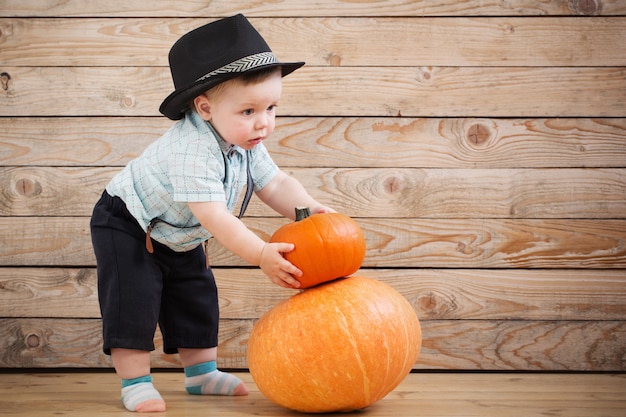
193, 95, 212, 120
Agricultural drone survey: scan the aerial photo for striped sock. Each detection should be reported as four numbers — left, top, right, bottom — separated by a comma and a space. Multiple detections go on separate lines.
184, 361, 249, 396
121, 375, 166, 412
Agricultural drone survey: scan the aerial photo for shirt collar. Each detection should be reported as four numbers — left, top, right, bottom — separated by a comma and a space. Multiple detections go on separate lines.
206, 121, 244, 157
186, 110, 245, 157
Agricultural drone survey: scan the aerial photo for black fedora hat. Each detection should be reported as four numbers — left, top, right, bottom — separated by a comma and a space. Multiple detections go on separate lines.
159, 14, 304, 120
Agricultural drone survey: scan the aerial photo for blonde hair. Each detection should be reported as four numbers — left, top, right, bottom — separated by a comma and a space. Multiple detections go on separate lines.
193, 67, 282, 109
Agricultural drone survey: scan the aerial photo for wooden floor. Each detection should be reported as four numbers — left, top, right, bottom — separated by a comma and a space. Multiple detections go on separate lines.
0, 371, 625, 417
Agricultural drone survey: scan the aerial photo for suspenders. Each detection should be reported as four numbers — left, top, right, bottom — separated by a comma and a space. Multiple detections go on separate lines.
202, 149, 253, 268
237, 150, 254, 219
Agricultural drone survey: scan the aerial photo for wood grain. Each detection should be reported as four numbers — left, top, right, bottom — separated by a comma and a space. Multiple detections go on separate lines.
0, 268, 99, 318
420, 320, 626, 371
1, 1, 625, 374
1, 217, 625, 268
3, 117, 626, 168
2, 267, 625, 321
2, 166, 625, 218
1, 372, 625, 417
2, 0, 624, 17
2, 67, 625, 117
2, 17, 625, 67
1, 318, 624, 370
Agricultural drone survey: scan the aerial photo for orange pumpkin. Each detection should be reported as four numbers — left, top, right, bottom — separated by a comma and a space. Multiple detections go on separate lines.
247, 276, 421, 413
269, 207, 366, 288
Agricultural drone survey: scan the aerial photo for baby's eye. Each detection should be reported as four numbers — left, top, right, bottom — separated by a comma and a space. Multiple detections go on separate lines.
242, 109, 254, 116
267, 104, 277, 112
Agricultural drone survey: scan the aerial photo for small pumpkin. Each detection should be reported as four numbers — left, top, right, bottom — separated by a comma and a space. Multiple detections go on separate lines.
248, 276, 422, 413
269, 207, 366, 288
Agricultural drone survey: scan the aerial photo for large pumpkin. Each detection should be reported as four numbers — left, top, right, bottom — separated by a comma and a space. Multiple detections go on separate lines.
247, 276, 421, 413
269, 207, 366, 288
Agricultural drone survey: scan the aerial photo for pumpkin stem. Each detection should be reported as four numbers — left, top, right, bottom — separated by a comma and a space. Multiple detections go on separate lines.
295, 206, 311, 221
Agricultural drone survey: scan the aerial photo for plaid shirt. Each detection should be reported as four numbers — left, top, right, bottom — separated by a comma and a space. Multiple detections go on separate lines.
106, 110, 278, 251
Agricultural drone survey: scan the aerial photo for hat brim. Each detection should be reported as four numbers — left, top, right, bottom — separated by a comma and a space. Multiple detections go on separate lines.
159, 61, 304, 120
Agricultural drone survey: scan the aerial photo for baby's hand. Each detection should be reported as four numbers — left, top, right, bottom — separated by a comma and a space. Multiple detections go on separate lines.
311, 205, 336, 214
259, 242, 302, 289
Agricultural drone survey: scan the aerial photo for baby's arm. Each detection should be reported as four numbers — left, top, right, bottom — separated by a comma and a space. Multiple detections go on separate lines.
188, 201, 302, 288
256, 170, 334, 219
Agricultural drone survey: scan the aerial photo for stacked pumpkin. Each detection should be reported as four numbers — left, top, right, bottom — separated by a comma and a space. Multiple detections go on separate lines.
247, 207, 422, 413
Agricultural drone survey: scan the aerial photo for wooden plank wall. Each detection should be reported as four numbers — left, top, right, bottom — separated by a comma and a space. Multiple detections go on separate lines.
1, 0, 625, 371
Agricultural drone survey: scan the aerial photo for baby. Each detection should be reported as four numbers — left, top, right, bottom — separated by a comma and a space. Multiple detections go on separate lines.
90, 14, 332, 412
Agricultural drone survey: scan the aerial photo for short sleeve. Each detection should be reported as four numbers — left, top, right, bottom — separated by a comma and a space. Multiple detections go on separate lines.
169, 137, 226, 203
250, 143, 279, 191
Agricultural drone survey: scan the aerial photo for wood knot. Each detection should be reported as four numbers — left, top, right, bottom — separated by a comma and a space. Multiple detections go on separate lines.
75, 269, 92, 285
15, 178, 41, 197
1, 72, 10, 91
121, 95, 135, 108
501, 23, 515, 34
569, 0, 602, 15
416, 67, 433, 82
327, 53, 342, 66
466, 122, 492, 147
416, 292, 456, 318
417, 293, 438, 312
26, 334, 41, 348
456, 242, 474, 254
383, 175, 403, 194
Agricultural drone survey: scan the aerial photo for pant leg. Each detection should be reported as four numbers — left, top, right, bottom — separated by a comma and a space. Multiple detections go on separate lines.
90, 192, 163, 354
158, 243, 220, 354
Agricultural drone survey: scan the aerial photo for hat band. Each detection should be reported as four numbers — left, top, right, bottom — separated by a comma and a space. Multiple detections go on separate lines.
196, 52, 279, 82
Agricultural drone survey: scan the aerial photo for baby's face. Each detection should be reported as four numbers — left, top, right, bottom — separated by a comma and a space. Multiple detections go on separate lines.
205, 72, 283, 150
